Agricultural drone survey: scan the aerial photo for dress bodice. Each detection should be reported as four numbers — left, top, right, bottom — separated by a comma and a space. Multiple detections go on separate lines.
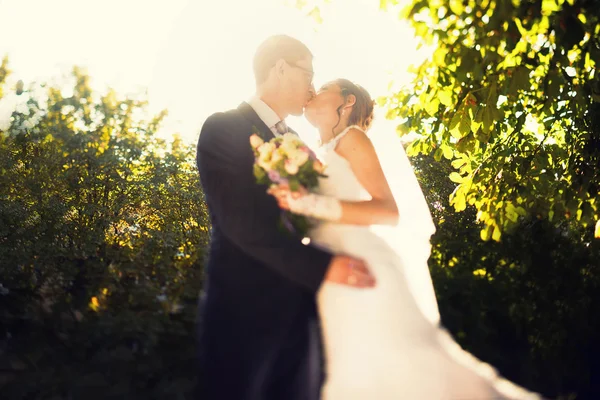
309, 126, 372, 253
316, 125, 371, 203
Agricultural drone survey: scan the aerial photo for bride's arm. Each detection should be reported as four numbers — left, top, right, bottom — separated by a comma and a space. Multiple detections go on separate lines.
271, 128, 399, 226
335, 128, 399, 225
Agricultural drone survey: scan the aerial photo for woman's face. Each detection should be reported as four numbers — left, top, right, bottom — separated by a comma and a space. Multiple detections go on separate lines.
304, 82, 346, 129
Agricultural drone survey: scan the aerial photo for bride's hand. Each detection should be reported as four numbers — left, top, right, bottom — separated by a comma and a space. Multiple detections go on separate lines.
267, 183, 308, 210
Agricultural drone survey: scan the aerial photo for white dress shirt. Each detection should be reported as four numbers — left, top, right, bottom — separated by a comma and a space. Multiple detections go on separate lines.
247, 96, 284, 137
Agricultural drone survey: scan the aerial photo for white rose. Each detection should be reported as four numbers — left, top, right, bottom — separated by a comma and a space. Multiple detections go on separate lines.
284, 159, 299, 175
292, 149, 310, 166
282, 132, 298, 143
280, 141, 296, 156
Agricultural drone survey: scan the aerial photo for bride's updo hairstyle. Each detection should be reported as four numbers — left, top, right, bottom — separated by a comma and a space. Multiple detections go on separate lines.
333, 79, 375, 133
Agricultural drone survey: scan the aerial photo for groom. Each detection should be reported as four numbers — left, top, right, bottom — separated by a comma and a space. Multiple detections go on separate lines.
195, 35, 375, 400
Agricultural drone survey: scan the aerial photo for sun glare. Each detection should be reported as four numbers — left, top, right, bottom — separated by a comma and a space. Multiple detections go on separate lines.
0, 0, 430, 146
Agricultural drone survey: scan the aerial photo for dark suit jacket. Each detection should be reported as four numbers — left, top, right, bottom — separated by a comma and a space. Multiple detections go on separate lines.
195, 102, 332, 399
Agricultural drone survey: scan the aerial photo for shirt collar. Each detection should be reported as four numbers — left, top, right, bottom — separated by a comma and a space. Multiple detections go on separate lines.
247, 95, 283, 130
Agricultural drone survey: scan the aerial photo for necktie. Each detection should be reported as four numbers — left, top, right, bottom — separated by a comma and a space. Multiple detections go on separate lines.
274, 120, 288, 135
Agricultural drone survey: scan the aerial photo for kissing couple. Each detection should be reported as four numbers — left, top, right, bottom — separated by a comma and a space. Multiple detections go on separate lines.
195, 34, 543, 400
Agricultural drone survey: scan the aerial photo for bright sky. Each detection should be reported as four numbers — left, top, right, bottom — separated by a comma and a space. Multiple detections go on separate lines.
0, 0, 431, 146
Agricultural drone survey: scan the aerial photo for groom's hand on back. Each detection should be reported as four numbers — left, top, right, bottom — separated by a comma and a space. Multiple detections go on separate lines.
325, 256, 376, 288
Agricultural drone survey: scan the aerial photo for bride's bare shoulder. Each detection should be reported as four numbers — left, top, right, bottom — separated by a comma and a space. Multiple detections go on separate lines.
335, 127, 374, 159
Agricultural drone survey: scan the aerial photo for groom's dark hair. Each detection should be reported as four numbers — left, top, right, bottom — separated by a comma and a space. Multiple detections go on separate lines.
253, 35, 313, 85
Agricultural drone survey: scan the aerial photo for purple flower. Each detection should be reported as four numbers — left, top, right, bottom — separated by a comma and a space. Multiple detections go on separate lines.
267, 170, 289, 185
268, 170, 281, 183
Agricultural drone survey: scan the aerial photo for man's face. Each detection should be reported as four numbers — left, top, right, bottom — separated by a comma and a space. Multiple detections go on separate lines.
281, 57, 315, 117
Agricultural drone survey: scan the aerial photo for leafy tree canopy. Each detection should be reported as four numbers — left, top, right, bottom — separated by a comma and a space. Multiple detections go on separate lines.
296, 0, 600, 241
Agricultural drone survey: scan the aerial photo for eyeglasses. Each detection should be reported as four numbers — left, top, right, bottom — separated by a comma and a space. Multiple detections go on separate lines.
287, 61, 314, 84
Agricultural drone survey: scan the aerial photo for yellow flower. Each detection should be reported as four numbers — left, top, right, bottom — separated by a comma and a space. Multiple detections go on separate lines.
271, 148, 284, 164
258, 142, 275, 159
280, 141, 297, 157
258, 159, 272, 171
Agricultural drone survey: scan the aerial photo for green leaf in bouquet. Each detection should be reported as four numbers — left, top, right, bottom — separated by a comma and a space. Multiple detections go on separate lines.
289, 178, 301, 192
253, 163, 266, 181
273, 158, 285, 172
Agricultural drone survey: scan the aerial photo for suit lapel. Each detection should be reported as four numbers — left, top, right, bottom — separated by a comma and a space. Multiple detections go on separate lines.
238, 102, 275, 142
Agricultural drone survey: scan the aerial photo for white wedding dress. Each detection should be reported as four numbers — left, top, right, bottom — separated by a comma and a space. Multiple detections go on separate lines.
309, 126, 542, 400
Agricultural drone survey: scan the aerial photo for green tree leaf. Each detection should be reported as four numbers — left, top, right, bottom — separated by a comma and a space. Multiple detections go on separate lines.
442, 144, 454, 160
449, 172, 464, 183
438, 88, 454, 107
480, 224, 493, 241
425, 97, 440, 116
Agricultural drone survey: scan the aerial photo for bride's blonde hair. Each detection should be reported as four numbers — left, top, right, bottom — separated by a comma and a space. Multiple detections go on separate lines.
333, 79, 375, 132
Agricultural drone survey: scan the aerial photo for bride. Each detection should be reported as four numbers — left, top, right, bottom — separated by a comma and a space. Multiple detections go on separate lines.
269, 79, 543, 400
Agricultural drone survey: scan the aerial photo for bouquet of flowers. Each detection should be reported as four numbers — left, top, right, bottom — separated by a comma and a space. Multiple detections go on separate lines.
250, 128, 326, 237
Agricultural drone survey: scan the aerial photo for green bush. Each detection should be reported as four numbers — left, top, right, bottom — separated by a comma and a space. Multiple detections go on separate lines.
413, 152, 600, 400
0, 58, 209, 399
